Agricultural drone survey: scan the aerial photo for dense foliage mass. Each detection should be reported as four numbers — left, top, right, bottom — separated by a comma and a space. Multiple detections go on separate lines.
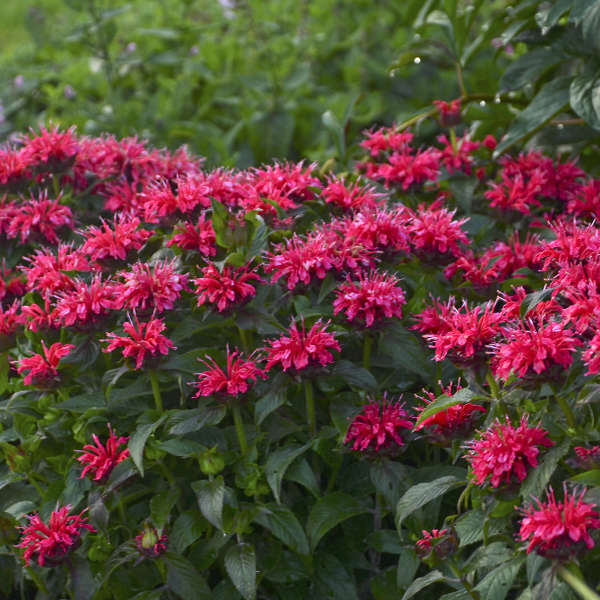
1, 110, 600, 599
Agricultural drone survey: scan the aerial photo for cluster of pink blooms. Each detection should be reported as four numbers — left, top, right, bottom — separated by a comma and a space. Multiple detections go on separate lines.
76, 424, 130, 483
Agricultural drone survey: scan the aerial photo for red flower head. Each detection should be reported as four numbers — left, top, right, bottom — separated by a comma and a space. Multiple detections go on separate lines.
333, 270, 406, 327
519, 486, 600, 560
367, 148, 441, 190
21, 299, 58, 333
344, 397, 413, 454
321, 176, 385, 212
193, 347, 266, 399
115, 259, 188, 314
582, 328, 600, 375
21, 125, 79, 166
7, 191, 74, 245
414, 380, 485, 445
53, 275, 116, 328
16, 505, 95, 567
193, 263, 260, 313
0, 301, 24, 338
0, 147, 33, 186
416, 528, 458, 559
465, 417, 554, 488
80, 215, 151, 263
102, 313, 176, 369
76, 424, 130, 483
407, 199, 470, 259
360, 125, 414, 157
433, 98, 461, 127
264, 319, 341, 374
136, 524, 169, 558
141, 175, 209, 223
490, 320, 581, 382
165, 214, 216, 256
17, 341, 74, 387
572, 446, 600, 470
437, 134, 479, 175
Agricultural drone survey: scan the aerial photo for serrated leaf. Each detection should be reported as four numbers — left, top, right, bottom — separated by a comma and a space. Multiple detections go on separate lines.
151, 488, 181, 530
582, 3, 600, 53
401, 570, 446, 600
474, 557, 524, 600
265, 443, 311, 504
254, 503, 309, 555
254, 390, 286, 425
192, 476, 225, 530
171, 511, 205, 554
500, 49, 563, 91
129, 416, 167, 477
306, 492, 369, 550
396, 547, 420, 589
414, 387, 477, 428
570, 74, 600, 131
167, 406, 227, 435
521, 440, 569, 499
314, 551, 359, 600
225, 543, 256, 600
332, 360, 377, 391
396, 476, 464, 529
495, 78, 571, 156
165, 552, 212, 600
570, 469, 600, 486
70, 555, 97, 600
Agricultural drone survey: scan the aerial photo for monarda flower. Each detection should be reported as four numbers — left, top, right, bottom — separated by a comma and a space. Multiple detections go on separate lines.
414, 381, 485, 445
519, 486, 600, 560
572, 446, 600, 470
136, 524, 169, 558
21, 125, 79, 167
6, 191, 74, 245
333, 270, 406, 328
582, 328, 600, 375
53, 276, 116, 328
0, 301, 23, 339
114, 259, 188, 314
193, 263, 260, 313
344, 398, 413, 454
321, 176, 384, 212
437, 134, 479, 175
17, 341, 74, 387
16, 505, 95, 567
489, 320, 581, 382
465, 417, 554, 489
415, 528, 458, 559
366, 148, 441, 190
193, 347, 266, 399
264, 319, 340, 374
102, 314, 176, 369
165, 214, 216, 256
407, 199, 470, 259
433, 98, 461, 127
80, 215, 151, 263
76, 424, 130, 483
360, 126, 414, 157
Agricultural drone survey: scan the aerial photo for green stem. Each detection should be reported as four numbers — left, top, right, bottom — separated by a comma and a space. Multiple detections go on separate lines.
25, 567, 49, 595
556, 395, 576, 429
557, 565, 600, 600
157, 460, 175, 488
149, 370, 163, 412
449, 560, 479, 600
362, 333, 373, 370
237, 326, 250, 353
455, 62, 467, 96
304, 379, 316, 437
27, 473, 44, 498
232, 404, 248, 456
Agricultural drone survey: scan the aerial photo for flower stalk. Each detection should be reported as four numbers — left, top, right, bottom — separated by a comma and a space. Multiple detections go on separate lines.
149, 370, 163, 412
557, 564, 600, 600
232, 404, 248, 456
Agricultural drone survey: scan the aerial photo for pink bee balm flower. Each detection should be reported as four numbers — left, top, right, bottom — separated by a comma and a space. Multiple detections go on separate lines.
193, 347, 266, 399
136, 525, 169, 558
333, 270, 406, 327
415, 528, 458, 559
345, 398, 413, 453
465, 417, 554, 488
115, 259, 188, 313
582, 329, 600, 375
21, 125, 79, 166
433, 98, 461, 127
321, 176, 384, 212
193, 263, 260, 313
53, 276, 116, 328
490, 320, 581, 381
573, 446, 600, 470
76, 424, 130, 483
165, 214, 216, 256
16, 505, 95, 567
102, 314, 176, 369
17, 341, 74, 387
519, 486, 600, 559
264, 319, 341, 373
80, 215, 151, 262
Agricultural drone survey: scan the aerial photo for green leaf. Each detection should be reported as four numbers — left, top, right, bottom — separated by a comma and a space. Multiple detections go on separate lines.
0, 353, 9, 395
167, 406, 227, 435
414, 387, 477, 429
165, 552, 212, 600
396, 547, 420, 589
265, 443, 311, 504
314, 552, 359, 600
401, 570, 446, 600
570, 469, 600, 486
129, 416, 167, 477
151, 488, 181, 530
171, 511, 206, 554
306, 492, 369, 550
70, 555, 97, 600
332, 360, 377, 391
191, 476, 225, 530
495, 78, 571, 156
254, 503, 309, 555
520, 287, 556, 319
500, 49, 563, 91
322, 110, 345, 160
225, 543, 256, 600
254, 390, 286, 425
474, 557, 524, 600
211, 198, 232, 249
521, 440, 569, 499
455, 509, 507, 547
570, 74, 600, 131
56, 391, 106, 412
582, 3, 600, 53
396, 476, 464, 529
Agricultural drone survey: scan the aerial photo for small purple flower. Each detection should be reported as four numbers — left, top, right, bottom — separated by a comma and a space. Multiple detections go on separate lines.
64, 85, 76, 99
